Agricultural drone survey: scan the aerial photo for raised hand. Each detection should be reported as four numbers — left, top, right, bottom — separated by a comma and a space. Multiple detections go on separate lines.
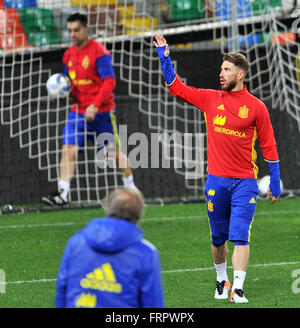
153, 35, 170, 57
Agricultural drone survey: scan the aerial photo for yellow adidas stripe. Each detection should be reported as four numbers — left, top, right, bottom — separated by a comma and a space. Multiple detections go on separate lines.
110, 110, 120, 151
102, 263, 116, 282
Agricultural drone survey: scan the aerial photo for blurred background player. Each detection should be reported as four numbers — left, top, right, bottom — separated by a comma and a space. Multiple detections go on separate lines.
154, 34, 281, 303
55, 188, 164, 308
42, 13, 136, 206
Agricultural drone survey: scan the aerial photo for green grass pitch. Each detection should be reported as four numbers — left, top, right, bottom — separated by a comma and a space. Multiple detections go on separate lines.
0, 198, 299, 308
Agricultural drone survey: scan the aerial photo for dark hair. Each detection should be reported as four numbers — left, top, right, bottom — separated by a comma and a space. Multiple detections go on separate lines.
106, 188, 145, 224
67, 13, 88, 26
223, 53, 249, 74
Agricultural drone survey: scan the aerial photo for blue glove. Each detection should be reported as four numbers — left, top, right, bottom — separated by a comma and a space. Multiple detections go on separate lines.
267, 161, 281, 197
156, 46, 176, 86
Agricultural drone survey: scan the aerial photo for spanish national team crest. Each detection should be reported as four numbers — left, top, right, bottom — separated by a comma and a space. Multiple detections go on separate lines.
238, 105, 249, 119
207, 200, 214, 212
82, 55, 90, 69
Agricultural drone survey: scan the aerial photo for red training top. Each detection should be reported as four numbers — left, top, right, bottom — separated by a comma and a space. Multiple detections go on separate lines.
63, 39, 116, 114
167, 75, 279, 179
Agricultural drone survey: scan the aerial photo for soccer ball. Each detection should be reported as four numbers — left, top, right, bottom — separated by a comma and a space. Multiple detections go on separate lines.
3, 204, 13, 211
258, 175, 284, 196
46, 73, 71, 98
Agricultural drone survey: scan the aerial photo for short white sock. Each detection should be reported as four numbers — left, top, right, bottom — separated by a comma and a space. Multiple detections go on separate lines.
232, 270, 247, 291
58, 180, 70, 202
214, 261, 228, 282
122, 174, 137, 189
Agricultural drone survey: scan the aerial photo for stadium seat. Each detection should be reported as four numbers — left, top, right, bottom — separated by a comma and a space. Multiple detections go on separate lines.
4, 0, 37, 9
271, 31, 296, 44
0, 30, 29, 48
71, 0, 116, 5
115, 3, 157, 35
0, 8, 29, 49
251, 0, 282, 16
167, 0, 205, 21
18, 7, 56, 30
25, 30, 60, 46
227, 33, 261, 47
216, 0, 252, 21
121, 16, 158, 35
86, 5, 124, 37
259, 32, 272, 44
18, 7, 60, 46
0, 8, 22, 33
117, 4, 135, 18
36, 0, 71, 9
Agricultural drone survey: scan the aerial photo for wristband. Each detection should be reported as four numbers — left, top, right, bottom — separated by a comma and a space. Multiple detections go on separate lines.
156, 46, 176, 86
266, 161, 281, 197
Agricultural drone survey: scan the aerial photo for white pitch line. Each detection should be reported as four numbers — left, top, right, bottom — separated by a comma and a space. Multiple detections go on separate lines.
2, 261, 300, 285
0, 209, 299, 230
142, 209, 300, 222
2, 278, 57, 285
0, 222, 78, 230
163, 261, 300, 273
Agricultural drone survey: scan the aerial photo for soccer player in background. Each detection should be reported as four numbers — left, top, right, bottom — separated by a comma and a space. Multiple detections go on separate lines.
55, 188, 164, 308
42, 13, 136, 206
154, 35, 281, 303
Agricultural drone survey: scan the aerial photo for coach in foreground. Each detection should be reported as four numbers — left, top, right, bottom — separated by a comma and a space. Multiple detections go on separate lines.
55, 188, 164, 308
154, 34, 281, 303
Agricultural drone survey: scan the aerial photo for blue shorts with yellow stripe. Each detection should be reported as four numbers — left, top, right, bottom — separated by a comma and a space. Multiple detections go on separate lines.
62, 109, 120, 151
205, 174, 258, 246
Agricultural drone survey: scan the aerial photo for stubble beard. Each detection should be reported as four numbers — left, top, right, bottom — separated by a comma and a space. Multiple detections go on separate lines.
221, 79, 238, 91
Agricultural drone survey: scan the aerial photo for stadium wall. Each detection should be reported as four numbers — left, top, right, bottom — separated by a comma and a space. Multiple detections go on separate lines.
0, 48, 299, 205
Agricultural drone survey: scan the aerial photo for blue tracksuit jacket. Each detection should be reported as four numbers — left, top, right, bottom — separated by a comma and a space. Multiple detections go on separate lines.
55, 216, 164, 308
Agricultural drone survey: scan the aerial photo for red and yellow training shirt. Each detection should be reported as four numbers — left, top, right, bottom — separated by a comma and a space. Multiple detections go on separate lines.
167, 75, 279, 179
63, 39, 116, 114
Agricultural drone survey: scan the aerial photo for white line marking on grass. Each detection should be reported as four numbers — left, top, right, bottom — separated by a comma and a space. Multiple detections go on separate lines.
0, 222, 80, 230
144, 215, 204, 222
3, 278, 56, 285
163, 261, 300, 273
143, 209, 300, 223
3, 261, 300, 285
0, 209, 299, 230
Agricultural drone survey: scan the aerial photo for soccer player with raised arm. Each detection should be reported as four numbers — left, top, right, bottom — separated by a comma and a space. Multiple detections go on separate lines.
154, 35, 281, 303
42, 13, 137, 206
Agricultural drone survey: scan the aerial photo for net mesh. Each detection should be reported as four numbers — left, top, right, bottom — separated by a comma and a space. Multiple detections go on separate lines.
0, 0, 299, 205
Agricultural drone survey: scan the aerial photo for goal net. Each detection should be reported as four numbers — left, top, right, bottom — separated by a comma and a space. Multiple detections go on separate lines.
0, 0, 299, 206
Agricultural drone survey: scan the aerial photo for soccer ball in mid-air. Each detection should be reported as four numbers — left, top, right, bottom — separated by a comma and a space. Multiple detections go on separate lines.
258, 175, 284, 196
46, 73, 71, 98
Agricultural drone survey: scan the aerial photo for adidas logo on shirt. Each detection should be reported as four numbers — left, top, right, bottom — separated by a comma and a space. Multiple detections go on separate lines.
80, 263, 122, 293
